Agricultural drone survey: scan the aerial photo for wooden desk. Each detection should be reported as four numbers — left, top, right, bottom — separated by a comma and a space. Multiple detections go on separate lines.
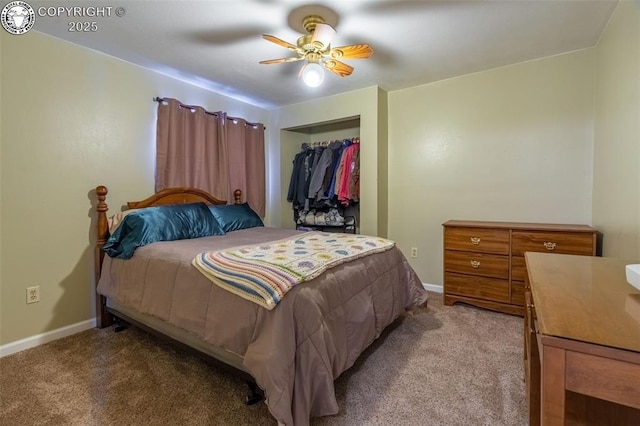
525, 253, 640, 425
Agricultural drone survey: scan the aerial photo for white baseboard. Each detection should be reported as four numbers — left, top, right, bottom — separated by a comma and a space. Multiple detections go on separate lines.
0, 318, 96, 358
423, 282, 443, 293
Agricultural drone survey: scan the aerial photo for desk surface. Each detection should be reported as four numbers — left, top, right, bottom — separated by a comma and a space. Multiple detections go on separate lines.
526, 252, 640, 353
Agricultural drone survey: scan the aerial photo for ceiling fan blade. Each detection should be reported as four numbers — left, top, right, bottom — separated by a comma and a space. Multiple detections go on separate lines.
262, 34, 300, 52
323, 60, 354, 77
329, 44, 374, 60
311, 23, 336, 50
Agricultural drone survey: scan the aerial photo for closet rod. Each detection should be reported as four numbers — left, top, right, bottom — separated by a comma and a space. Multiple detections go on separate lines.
304, 137, 360, 147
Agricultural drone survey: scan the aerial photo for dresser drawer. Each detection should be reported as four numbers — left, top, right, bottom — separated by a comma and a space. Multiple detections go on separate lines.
511, 231, 595, 256
511, 281, 525, 306
512, 256, 527, 281
444, 250, 509, 279
444, 227, 510, 254
445, 272, 510, 303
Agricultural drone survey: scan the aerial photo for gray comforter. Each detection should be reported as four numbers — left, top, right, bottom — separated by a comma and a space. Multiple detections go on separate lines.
97, 227, 428, 425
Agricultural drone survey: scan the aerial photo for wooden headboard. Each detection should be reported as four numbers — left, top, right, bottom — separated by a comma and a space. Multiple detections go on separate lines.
94, 185, 242, 328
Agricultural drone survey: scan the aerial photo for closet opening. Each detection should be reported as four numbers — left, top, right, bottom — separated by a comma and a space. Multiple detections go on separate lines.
280, 116, 361, 234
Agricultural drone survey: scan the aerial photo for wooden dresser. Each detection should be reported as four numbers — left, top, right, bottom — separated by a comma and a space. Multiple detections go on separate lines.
525, 253, 640, 425
442, 220, 597, 315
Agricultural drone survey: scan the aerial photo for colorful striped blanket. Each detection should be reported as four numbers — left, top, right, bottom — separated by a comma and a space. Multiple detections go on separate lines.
192, 231, 395, 310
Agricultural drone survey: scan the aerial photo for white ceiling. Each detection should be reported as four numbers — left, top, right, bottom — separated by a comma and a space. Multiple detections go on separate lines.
29, 0, 618, 109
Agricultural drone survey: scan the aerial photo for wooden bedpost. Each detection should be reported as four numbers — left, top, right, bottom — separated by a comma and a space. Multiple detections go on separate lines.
95, 185, 112, 328
234, 189, 242, 204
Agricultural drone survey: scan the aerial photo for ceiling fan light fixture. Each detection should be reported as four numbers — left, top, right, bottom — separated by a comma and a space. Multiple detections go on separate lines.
302, 62, 324, 87
311, 23, 336, 50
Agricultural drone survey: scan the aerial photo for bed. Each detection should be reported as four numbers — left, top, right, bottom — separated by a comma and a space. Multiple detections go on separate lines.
94, 185, 428, 426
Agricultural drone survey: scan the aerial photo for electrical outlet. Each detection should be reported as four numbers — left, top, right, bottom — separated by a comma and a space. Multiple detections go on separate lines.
410, 247, 418, 258
26, 286, 40, 304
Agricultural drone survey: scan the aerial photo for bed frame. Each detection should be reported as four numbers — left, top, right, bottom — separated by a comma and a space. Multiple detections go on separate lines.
93, 185, 264, 403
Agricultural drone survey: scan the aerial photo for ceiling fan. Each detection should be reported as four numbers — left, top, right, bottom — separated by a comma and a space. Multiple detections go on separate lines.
259, 14, 373, 87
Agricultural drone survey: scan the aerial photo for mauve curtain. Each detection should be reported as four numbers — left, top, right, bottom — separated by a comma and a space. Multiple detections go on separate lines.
155, 98, 265, 216
156, 98, 229, 200
227, 118, 266, 217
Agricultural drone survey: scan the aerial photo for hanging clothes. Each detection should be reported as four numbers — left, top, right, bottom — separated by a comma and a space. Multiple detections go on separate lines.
337, 142, 360, 205
328, 139, 352, 200
287, 138, 360, 223
287, 150, 307, 207
308, 140, 341, 202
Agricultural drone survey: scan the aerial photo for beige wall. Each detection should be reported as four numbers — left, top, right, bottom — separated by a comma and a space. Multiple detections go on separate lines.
376, 87, 389, 237
388, 50, 596, 285
593, 0, 640, 259
269, 87, 384, 236
0, 31, 269, 345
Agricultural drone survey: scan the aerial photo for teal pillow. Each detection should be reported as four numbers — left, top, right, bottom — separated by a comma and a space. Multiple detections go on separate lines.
208, 203, 264, 232
104, 202, 225, 259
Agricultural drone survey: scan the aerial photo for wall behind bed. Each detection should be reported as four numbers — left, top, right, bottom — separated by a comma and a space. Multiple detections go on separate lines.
0, 30, 269, 348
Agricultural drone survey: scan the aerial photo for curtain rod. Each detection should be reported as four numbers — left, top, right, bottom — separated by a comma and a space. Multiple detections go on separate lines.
154, 97, 264, 129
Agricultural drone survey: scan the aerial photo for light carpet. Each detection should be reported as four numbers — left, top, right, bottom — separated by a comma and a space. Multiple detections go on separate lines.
0, 293, 526, 425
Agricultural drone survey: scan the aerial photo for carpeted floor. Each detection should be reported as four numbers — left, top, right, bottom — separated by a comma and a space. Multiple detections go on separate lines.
0, 293, 527, 425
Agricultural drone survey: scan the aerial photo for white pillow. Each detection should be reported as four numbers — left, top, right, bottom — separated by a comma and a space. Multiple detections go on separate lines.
108, 209, 140, 234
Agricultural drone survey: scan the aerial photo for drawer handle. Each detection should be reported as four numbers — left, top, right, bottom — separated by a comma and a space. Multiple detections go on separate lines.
470, 237, 481, 245
470, 260, 481, 268
543, 242, 556, 251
